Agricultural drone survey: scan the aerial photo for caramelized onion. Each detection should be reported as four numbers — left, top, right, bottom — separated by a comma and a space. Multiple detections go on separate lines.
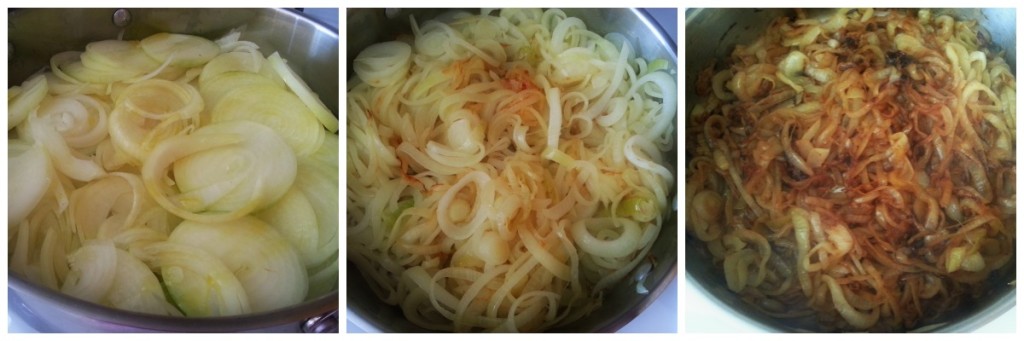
687, 9, 1015, 331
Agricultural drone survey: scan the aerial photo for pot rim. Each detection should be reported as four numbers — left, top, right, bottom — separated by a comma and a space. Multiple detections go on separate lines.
9, 274, 340, 332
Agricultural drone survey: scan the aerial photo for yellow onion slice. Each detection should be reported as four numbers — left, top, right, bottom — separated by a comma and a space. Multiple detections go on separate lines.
8, 73, 48, 130
105, 248, 182, 316
141, 120, 296, 223
140, 33, 220, 68
210, 84, 325, 156
61, 240, 118, 303
8, 141, 54, 226
21, 96, 108, 182
169, 217, 307, 312
198, 50, 264, 85
267, 52, 339, 132
198, 71, 283, 111
68, 172, 151, 242
139, 242, 251, 316
108, 79, 202, 164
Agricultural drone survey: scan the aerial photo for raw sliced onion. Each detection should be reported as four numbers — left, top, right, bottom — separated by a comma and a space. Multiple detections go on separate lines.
140, 33, 220, 68
199, 50, 264, 85
198, 71, 282, 111
267, 52, 339, 132
105, 249, 182, 316
140, 242, 251, 317
169, 217, 307, 312
8, 74, 48, 130
210, 84, 325, 156
108, 79, 202, 163
142, 120, 296, 222
8, 141, 54, 226
61, 240, 118, 303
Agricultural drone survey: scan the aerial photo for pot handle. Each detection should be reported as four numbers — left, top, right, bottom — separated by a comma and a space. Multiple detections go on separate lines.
302, 310, 339, 333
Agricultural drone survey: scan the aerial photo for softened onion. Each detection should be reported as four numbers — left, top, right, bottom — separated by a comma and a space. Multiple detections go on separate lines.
353, 41, 412, 87
348, 8, 676, 332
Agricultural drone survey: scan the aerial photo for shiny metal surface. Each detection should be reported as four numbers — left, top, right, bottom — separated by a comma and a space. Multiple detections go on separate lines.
9, 275, 338, 332
112, 9, 132, 27
302, 310, 340, 333
346, 8, 678, 332
684, 8, 1016, 332
6, 8, 339, 332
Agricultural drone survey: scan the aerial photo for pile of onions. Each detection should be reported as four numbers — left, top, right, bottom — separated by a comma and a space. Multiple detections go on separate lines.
687, 9, 1015, 331
7, 30, 339, 317
348, 9, 675, 332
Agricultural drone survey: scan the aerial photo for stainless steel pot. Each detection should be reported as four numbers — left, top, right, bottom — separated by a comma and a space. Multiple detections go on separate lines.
7, 8, 339, 332
684, 8, 1016, 332
345, 8, 678, 332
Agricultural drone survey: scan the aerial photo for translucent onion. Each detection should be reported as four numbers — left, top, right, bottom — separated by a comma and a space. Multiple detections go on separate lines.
348, 8, 674, 332
8, 73, 48, 130
256, 187, 320, 266
199, 50, 264, 85
168, 217, 307, 312
142, 120, 296, 222
106, 249, 182, 315
571, 217, 642, 258
23, 101, 107, 182
61, 240, 118, 303
140, 33, 220, 68
68, 173, 148, 242
199, 71, 283, 110
437, 171, 496, 240
294, 134, 341, 269
108, 79, 202, 164
8, 142, 54, 226
80, 40, 162, 81
354, 41, 413, 87
267, 52, 340, 133
140, 242, 251, 317
209, 84, 325, 156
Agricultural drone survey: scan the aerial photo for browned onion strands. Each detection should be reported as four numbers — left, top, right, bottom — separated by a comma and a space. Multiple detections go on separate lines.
686, 9, 1015, 331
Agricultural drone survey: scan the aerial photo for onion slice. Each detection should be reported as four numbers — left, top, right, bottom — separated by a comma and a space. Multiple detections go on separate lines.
267, 52, 339, 132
